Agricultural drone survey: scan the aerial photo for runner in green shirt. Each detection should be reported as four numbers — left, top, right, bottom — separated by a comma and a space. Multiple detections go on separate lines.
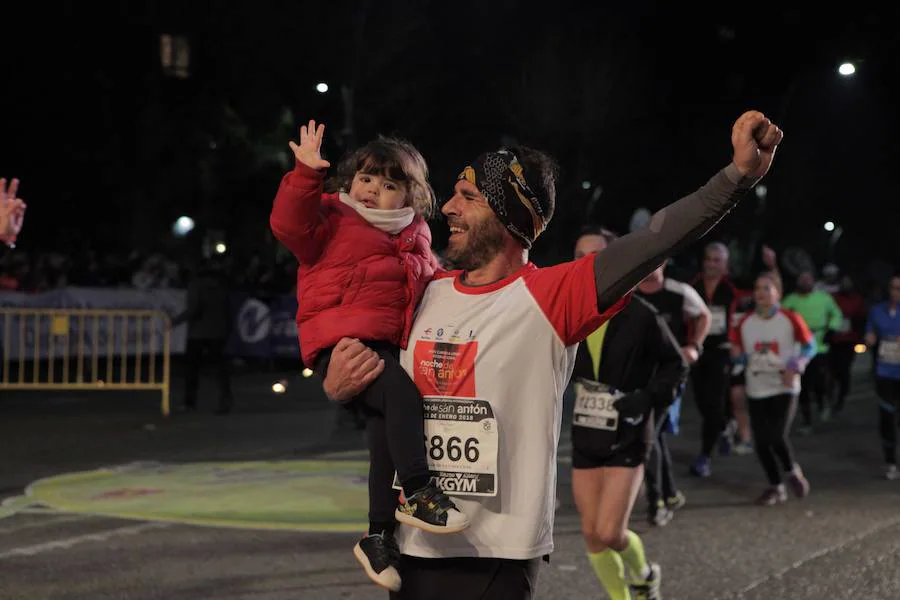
782, 271, 845, 431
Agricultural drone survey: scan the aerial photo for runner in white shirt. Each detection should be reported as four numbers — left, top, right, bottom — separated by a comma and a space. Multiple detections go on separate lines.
324, 111, 783, 599
730, 273, 815, 505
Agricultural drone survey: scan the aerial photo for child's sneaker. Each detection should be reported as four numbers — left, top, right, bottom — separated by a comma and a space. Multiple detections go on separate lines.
395, 483, 470, 534
353, 533, 401, 591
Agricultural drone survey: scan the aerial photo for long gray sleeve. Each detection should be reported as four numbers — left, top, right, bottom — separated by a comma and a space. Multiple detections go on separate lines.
594, 163, 757, 312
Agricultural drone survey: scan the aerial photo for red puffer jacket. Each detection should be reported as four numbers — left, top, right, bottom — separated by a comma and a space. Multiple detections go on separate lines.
270, 162, 439, 367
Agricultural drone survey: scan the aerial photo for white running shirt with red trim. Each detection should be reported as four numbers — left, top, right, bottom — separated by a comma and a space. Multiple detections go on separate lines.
731, 308, 813, 399
396, 255, 628, 560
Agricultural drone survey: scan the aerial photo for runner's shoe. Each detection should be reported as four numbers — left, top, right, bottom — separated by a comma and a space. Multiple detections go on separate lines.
630, 562, 662, 599
648, 502, 672, 527
786, 465, 810, 499
395, 483, 469, 534
732, 440, 754, 456
755, 485, 787, 506
689, 455, 711, 478
717, 432, 734, 456
353, 533, 401, 592
665, 491, 686, 512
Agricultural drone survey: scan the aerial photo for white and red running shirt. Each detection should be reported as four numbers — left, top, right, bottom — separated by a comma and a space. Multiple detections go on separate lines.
730, 307, 814, 399
396, 255, 627, 560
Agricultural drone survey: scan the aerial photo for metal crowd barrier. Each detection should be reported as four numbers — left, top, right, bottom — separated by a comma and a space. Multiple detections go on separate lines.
0, 309, 172, 415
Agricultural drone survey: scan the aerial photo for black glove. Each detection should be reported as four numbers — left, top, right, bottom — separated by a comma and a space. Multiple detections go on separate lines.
823, 329, 836, 345
612, 389, 653, 420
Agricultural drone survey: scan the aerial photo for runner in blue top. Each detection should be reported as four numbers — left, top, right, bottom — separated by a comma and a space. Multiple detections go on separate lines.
864, 272, 900, 480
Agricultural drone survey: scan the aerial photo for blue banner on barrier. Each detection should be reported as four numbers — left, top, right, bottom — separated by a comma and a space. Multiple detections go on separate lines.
226, 294, 299, 359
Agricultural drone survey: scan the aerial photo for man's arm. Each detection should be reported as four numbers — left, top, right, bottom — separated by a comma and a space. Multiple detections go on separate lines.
679, 281, 711, 360
826, 294, 846, 333
322, 338, 386, 402
593, 111, 782, 312
612, 301, 688, 419
865, 311, 878, 347
647, 311, 690, 412
594, 164, 755, 312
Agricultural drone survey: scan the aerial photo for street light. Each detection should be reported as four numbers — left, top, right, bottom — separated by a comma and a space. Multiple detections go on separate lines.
172, 215, 195, 237
824, 221, 835, 232
215, 242, 227, 254
838, 62, 856, 77
778, 61, 859, 129
315, 82, 329, 93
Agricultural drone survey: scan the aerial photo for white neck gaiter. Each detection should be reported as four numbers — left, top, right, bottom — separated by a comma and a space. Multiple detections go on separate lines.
339, 193, 415, 235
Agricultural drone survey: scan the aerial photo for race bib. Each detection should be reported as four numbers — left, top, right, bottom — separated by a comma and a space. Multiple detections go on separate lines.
747, 351, 787, 392
573, 379, 624, 431
393, 397, 499, 497
879, 339, 900, 366
748, 351, 783, 374
710, 306, 728, 336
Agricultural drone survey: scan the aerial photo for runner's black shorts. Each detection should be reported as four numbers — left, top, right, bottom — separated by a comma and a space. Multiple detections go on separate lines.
571, 417, 652, 469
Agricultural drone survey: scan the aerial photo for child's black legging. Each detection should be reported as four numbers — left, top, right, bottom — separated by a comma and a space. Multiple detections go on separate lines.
747, 393, 798, 486
316, 342, 430, 534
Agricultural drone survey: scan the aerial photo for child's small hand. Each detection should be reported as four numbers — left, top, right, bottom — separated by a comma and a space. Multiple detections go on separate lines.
289, 119, 331, 170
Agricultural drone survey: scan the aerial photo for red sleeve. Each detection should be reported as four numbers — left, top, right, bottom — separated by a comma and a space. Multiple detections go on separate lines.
784, 309, 814, 344
729, 313, 750, 352
269, 162, 333, 264
524, 254, 631, 346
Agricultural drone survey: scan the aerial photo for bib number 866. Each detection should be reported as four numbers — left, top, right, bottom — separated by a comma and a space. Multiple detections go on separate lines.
426, 435, 480, 462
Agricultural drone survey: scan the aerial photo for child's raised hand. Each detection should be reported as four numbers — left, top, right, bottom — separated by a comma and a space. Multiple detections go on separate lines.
289, 119, 331, 170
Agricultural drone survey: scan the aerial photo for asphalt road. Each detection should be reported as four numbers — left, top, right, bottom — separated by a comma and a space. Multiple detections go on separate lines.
2, 356, 899, 599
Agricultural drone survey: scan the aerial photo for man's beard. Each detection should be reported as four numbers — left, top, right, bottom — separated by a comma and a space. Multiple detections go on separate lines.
445, 216, 507, 272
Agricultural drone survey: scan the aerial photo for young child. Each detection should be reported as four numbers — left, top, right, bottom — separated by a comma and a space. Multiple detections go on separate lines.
730, 273, 814, 506
270, 120, 468, 591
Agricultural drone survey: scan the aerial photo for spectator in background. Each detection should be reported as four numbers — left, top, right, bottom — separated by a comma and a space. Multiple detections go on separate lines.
171, 257, 234, 414
132, 253, 177, 290
816, 263, 841, 294
830, 275, 867, 414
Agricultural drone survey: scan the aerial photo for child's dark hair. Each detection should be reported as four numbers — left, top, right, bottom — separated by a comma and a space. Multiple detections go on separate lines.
333, 136, 436, 218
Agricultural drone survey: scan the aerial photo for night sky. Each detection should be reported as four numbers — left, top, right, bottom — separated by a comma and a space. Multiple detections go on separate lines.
4, 1, 899, 275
